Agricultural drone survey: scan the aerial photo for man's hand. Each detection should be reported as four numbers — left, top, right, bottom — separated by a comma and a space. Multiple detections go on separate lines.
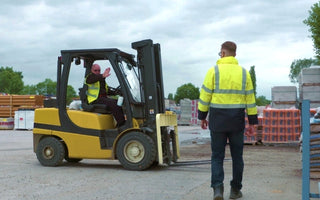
102, 67, 111, 78
245, 124, 256, 136
201, 119, 208, 130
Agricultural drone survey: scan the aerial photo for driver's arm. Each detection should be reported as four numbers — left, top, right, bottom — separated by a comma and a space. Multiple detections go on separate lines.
86, 73, 104, 84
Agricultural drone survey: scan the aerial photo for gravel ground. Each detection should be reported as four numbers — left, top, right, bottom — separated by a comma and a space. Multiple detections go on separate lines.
0, 127, 313, 200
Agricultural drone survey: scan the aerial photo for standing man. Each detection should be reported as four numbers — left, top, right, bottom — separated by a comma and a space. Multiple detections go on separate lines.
86, 64, 125, 127
198, 41, 258, 200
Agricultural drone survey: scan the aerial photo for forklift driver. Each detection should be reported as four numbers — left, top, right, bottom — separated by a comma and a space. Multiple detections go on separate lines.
85, 64, 126, 128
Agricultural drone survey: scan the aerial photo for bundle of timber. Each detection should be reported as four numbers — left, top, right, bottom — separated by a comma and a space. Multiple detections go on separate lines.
0, 95, 44, 118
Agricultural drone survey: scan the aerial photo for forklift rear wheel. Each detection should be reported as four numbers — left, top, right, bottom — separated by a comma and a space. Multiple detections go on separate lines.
116, 132, 156, 170
36, 137, 65, 167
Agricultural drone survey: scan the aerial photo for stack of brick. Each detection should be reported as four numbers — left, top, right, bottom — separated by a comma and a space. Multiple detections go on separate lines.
0, 95, 43, 118
262, 109, 300, 143
243, 116, 263, 143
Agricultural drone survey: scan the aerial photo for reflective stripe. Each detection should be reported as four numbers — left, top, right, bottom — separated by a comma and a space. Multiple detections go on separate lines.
88, 85, 99, 90
213, 65, 247, 95
214, 65, 219, 90
245, 89, 254, 95
214, 89, 246, 94
246, 103, 257, 108
210, 103, 246, 109
87, 93, 96, 98
201, 84, 212, 94
210, 103, 257, 109
241, 67, 246, 91
199, 99, 210, 106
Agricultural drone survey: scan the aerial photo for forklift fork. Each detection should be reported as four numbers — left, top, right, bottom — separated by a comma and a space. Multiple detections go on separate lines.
156, 113, 180, 165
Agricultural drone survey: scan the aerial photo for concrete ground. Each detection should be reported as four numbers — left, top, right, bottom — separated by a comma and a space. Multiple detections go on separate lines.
0, 126, 313, 200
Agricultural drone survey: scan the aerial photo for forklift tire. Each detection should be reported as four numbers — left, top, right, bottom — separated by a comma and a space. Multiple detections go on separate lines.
36, 137, 65, 167
116, 132, 156, 170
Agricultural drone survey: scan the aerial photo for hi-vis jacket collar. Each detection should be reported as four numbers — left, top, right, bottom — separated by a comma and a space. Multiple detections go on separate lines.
216, 56, 239, 65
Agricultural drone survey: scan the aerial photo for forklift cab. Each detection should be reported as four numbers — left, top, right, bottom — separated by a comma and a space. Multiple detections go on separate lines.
33, 39, 179, 170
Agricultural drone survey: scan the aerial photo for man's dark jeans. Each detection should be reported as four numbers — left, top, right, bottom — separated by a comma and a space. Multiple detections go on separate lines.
210, 130, 244, 190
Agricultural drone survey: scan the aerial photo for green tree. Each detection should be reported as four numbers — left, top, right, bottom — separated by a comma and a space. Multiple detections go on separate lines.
23, 78, 77, 104
21, 85, 37, 95
167, 93, 174, 100
256, 95, 271, 106
304, 2, 320, 60
67, 85, 77, 104
35, 78, 57, 96
249, 65, 257, 97
174, 83, 199, 104
288, 58, 319, 83
0, 66, 24, 94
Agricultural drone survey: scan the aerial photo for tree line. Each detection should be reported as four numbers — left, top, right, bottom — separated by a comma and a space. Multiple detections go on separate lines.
0, 66, 76, 103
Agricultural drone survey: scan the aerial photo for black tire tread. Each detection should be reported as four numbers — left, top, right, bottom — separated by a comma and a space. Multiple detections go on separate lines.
36, 137, 65, 167
116, 132, 156, 170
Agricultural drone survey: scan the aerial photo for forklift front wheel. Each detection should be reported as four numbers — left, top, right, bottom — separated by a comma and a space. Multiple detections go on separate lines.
116, 132, 156, 170
36, 137, 65, 167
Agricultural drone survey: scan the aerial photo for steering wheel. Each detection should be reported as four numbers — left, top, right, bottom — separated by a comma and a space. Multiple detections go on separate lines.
109, 86, 122, 95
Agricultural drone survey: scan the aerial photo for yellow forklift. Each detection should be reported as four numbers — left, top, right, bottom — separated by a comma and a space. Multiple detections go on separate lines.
33, 39, 179, 170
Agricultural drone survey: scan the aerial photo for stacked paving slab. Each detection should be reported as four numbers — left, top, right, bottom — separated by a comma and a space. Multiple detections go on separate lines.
298, 66, 320, 108
179, 98, 192, 125
271, 86, 298, 109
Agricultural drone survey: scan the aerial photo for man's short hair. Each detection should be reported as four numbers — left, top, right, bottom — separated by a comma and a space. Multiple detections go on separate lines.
221, 41, 237, 54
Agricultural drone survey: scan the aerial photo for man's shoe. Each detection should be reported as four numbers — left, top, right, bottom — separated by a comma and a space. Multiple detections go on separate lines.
213, 185, 224, 200
229, 187, 242, 199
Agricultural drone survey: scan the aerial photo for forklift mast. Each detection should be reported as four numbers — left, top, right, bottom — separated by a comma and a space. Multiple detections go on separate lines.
132, 40, 165, 129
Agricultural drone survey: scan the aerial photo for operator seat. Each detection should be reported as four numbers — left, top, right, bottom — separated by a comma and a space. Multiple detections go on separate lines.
79, 84, 109, 114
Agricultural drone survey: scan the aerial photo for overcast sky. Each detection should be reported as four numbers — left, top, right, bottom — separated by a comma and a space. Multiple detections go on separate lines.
1, 0, 318, 99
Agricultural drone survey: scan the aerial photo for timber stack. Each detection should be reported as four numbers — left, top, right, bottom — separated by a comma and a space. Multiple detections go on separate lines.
0, 95, 43, 118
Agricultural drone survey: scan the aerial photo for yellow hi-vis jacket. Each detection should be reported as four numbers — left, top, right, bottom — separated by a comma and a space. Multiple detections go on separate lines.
198, 56, 258, 132
85, 77, 108, 104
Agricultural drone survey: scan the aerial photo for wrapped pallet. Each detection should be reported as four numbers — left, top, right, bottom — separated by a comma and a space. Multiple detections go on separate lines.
0, 118, 14, 130
299, 67, 320, 108
271, 86, 297, 109
179, 98, 192, 125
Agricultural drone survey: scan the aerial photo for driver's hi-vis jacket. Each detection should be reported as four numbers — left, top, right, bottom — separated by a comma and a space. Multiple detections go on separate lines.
85, 74, 108, 104
198, 56, 258, 132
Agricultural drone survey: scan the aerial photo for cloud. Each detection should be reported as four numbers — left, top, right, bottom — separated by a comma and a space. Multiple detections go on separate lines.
0, 0, 318, 100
